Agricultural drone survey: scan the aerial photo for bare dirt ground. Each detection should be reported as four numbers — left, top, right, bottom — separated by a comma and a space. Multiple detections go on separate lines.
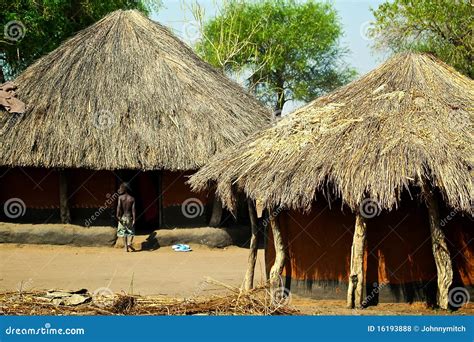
0, 243, 266, 297
0, 243, 472, 315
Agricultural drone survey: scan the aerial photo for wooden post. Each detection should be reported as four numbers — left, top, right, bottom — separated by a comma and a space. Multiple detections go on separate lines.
59, 170, 71, 224
421, 181, 453, 309
209, 194, 223, 227
157, 171, 163, 228
347, 213, 367, 308
269, 211, 285, 289
243, 199, 259, 290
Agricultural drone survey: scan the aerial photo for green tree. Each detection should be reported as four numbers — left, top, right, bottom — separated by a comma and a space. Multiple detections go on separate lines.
0, 0, 162, 81
195, 0, 355, 114
370, 0, 473, 78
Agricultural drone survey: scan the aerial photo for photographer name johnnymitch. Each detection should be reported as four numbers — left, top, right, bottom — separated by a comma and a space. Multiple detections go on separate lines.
368, 325, 467, 333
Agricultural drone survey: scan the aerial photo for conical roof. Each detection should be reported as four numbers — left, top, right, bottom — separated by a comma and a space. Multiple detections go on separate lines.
190, 53, 473, 214
0, 10, 270, 170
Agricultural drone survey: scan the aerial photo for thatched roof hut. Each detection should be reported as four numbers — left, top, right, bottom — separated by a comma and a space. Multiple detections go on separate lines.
191, 53, 473, 214
190, 53, 473, 309
0, 10, 270, 229
0, 9, 270, 170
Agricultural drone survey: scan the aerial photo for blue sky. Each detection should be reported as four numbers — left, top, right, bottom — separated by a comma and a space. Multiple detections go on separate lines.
152, 0, 387, 74
151, 1, 388, 113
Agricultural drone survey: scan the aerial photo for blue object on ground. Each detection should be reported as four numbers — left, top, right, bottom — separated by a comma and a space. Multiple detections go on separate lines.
172, 244, 192, 252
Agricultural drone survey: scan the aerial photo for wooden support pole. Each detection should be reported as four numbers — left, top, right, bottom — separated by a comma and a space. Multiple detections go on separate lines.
347, 213, 367, 309
269, 211, 285, 289
209, 194, 223, 227
59, 170, 71, 224
157, 170, 163, 228
421, 181, 453, 309
243, 199, 259, 290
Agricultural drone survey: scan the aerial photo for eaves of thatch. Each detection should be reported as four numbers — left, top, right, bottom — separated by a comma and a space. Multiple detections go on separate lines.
190, 53, 474, 215
0, 10, 270, 171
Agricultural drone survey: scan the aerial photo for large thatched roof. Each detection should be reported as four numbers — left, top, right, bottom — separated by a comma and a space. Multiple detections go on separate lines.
190, 53, 473, 215
0, 10, 270, 171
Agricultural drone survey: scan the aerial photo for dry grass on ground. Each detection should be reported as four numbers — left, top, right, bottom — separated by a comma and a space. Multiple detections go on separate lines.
0, 280, 297, 316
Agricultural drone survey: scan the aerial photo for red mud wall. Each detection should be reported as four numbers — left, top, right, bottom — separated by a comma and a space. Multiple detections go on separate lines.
266, 199, 473, 296
162, 170, 208, 208
68, 169, 116, 208
0, 168, 116, 209
0, 168, 60, 208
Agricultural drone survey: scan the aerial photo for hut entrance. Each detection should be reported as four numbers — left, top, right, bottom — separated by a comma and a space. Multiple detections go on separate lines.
116, 170, 162, 234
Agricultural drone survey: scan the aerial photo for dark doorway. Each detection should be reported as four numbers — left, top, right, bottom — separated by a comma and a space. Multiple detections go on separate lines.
114, 170, 161, 234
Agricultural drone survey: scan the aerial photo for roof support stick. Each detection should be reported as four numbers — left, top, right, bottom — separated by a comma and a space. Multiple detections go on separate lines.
243, 199, 259, 290
347, 213, 367, 309
421, 181, 453, 309
269, 210, 285, 290
209, 194, 223, 227
59, 169, 71, 224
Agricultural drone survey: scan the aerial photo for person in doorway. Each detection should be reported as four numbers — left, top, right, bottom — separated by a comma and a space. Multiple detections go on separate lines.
116, 182, 136, 252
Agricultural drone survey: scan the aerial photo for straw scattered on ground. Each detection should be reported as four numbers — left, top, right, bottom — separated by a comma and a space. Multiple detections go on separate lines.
0, 280, 298, 316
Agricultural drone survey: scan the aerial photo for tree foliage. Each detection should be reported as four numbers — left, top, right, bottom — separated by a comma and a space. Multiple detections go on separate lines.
370, 0, 473, 78
195, 0, 355, 113
0, 0, 161, 80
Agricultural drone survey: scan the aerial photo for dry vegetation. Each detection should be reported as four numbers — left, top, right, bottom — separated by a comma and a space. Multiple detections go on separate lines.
0, 281, 298, 316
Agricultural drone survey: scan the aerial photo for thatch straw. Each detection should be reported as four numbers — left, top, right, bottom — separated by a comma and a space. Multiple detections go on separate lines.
190, 53, 473, 214
0, 10, 270, 171
0, 281, 298, 316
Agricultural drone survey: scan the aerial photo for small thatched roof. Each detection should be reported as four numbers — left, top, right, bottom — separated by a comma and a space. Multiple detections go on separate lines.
190, 53, 473, 215
0, 10, 270, 171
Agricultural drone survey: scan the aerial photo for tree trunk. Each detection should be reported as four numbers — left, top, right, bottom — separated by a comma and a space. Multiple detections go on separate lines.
243, 199, 259, 290
421, 181, 453, 309
347, 213, 367, 309
269, 212, 285, 289
209, 194, 223, 227
59, 170, 71, 224
273, 76, 285, 118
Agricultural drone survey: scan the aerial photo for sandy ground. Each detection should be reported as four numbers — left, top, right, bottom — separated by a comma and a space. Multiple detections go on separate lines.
1, 243, 472, 315
0, 243, 265, 297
